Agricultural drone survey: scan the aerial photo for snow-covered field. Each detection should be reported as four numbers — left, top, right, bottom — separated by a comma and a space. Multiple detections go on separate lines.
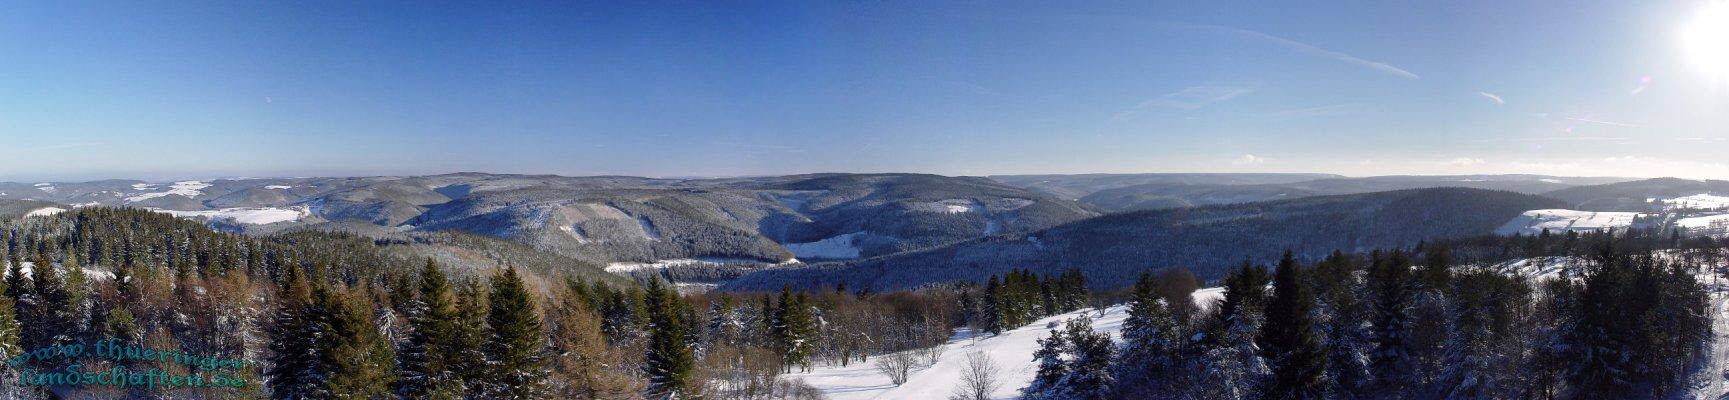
784, 232, 864, 259
149, 206, 310, 225
1663, 194, 1729, 210
783, 287, 1225, 400
125, 180, 210, 202
1494, 209, 1643, 235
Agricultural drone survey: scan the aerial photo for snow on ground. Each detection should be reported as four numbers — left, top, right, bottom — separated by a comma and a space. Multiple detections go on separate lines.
1664, 194, 1729, 210
604, 257, 800, 273
1494, 209, 1643, 235
920, 199, 983, 214
24, 207, 67, 218
15, 262, 117, 281
149, 206, 310, 225
264, 185, 293, 190
784, 232, 864, 259
785, 288, 1224, 400
1678, 214, 1729, 229
125, 180, 210, 202
559, 225, 591, 243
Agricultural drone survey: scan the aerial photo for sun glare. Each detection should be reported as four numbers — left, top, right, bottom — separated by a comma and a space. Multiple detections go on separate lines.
1683, 1, 1729, 85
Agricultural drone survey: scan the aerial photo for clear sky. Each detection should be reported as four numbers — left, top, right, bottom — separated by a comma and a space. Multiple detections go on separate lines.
3, 0, 1727, 181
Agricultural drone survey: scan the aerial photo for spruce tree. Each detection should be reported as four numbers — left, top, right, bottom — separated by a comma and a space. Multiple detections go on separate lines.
1024, 326, 1069, 399
453, 279, 491, 395
982, 275, 1006, 335
1369, 250, 1414, 392
1115, 273, 1181, 397
398, 259, 464, 399
315, 284, 397, 398
482, 267, 546, 398
28, 250, 71, 348
642, 278, 696, 399
266, 265, 319, 399
1259, 251, 1326, 399
772, 286, 817, 373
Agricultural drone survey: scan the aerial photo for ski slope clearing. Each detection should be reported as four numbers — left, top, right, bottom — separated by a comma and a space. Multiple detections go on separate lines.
783, 287, 1226, 400
1494, 209, 1642, 235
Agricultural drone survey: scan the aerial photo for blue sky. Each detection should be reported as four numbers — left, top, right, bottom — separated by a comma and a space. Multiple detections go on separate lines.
2, 0, 1727, 181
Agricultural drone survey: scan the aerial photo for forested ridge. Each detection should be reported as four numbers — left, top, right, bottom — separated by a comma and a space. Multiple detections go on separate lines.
0, 207, 1719, 399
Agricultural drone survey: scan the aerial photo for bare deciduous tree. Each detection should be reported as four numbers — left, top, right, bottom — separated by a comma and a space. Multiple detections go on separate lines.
874, 352, 919, 386
949, 351, 1002, 400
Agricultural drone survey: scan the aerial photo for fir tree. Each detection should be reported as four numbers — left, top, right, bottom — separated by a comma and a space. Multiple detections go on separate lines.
983, 275, 1006, 335
1114, 273, 1182, 397
1259, 250, 1326, 399
1369, 250, 1414, 393
1024, 326, 1069, 399
772, 286, 817, 373
266, 265, 320, 399
397, 259, 465, 399
315, 283, 397, 398
482, 267, 547, 398
642, 278, 696, 399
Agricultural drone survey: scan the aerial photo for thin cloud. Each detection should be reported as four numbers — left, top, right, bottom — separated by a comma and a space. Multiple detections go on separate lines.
1256, 103, 1371, 118
1445, 157, 1486, 167
1564, 116, 1643, 128
1170, 23, 1419, 80
1478, 91, 1505, 105
1232, 154, 1267, 165
1114, 84, 1257, 120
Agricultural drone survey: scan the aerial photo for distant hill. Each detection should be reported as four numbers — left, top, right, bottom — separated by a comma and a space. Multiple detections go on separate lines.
999, 174, 1631, 213
1542, 178, 1729, 211
721, 187, 1568, 292
988, 173, 1340, 199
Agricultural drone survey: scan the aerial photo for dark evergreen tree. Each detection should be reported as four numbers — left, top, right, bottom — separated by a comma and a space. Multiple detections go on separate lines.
1369, 250, 1414, 393
397, 259, 465, 399
482, 266, 546, 398
314, 283, 397, 398
266, 265, 320, 399
1258, 250, 1326, 399
642, 278, 696, 399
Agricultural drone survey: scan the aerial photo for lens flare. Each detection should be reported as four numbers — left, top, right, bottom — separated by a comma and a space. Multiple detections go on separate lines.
1683, 1, 1729, 85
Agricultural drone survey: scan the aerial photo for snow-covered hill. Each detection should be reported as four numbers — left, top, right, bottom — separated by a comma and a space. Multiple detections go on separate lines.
781, 288, 1225, 399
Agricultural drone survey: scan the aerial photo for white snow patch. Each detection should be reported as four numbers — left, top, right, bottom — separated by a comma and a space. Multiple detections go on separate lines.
1539, 178, 1564, 184
149, 206, 310, 225
131, 183, 155, 190
786, 288, 1224, 400
24, 207, 67, 218
605, 257, 800, 274
14, 262, 116, 281
125, 180, 210, 202
784, 232, 864, 259
1495, 209, 1643, 235
1664, 194, 1729, 210
264, 185, 294, 190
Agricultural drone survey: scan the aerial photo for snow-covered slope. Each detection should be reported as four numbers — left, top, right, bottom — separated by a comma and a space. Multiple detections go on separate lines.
782, 287, 1225, 400
1493, 209, 1643, 235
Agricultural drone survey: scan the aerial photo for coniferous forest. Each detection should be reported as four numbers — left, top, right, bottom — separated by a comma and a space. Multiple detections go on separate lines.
0, 207, 1720, 399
